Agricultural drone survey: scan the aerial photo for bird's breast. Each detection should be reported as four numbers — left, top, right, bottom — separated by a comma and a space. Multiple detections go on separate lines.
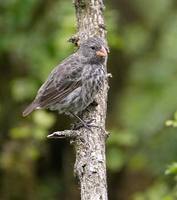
81, 64, 106, 105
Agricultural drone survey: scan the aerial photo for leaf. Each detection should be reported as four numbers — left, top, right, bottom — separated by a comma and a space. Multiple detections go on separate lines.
165, 163, 177, 175
32, 110, 55, 129
107, 147, 125, 172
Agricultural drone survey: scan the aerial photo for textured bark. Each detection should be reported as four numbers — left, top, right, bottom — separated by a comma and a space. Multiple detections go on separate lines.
48, 0, 108, 199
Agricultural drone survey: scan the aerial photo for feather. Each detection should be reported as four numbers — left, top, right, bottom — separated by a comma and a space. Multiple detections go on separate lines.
22, 102, 39, 117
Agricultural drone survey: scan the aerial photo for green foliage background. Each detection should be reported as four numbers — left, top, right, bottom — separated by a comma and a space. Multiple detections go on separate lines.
0, 0, 177, 199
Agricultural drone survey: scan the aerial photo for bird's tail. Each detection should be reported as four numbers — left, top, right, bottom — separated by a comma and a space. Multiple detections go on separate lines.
22, 102, 38, 117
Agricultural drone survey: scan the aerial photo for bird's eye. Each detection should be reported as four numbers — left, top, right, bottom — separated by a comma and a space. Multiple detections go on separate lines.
90, 46, 96, 50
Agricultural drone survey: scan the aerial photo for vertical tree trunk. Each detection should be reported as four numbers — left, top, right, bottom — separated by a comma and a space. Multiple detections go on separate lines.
48, 0, 108, 199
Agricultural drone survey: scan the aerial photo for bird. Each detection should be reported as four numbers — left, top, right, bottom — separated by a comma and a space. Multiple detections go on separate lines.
23, 37, 108, 130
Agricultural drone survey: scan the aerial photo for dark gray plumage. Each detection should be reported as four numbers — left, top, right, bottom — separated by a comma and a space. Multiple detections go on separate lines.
23, 37, 108, 120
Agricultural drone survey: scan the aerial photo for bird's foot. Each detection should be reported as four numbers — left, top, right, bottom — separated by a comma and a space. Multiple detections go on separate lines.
69, 112, 104, 134
71, 119, 103, 133
71, 119, 94, 130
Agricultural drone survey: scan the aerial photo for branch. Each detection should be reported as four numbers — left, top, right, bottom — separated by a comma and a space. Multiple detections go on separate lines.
48, 0, 109, 199
47, 130, 80, 139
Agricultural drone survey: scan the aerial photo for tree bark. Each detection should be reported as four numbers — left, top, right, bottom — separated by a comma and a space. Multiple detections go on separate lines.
48, 0, 109, 199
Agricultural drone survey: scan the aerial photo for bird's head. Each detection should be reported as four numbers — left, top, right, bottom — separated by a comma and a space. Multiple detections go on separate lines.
78, 37, 109, 64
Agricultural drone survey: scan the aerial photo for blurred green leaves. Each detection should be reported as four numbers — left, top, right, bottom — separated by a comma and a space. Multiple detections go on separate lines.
134, 0, 173, 27
166, 111, 177, 128
106, 9, 123, 49
107, 130, 138, 172
10, 126, 32, 139
165, 163, 177, 175
33, 110, 55, 129
107, 147, 125, 172
11, 78, 37, 101
133, 182, 171, 200
106, 0, 177, 198
10, 110, 56, 140
1, 0, 177, 199
123, 24, 150, 56
108, 129, 138, 147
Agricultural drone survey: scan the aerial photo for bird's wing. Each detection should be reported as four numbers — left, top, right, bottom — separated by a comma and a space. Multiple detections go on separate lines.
35, 55, 82, 108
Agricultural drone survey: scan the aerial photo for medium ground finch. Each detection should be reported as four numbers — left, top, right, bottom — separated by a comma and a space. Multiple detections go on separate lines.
23, 37, 108, 128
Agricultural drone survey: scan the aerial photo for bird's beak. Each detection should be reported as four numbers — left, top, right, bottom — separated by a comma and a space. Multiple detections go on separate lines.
96, 46, 108, 57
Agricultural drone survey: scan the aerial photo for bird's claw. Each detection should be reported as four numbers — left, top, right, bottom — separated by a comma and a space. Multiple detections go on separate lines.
71, 119, 104, 134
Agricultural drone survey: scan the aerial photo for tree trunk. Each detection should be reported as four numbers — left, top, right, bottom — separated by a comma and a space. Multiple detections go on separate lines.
48, 0, 109, 199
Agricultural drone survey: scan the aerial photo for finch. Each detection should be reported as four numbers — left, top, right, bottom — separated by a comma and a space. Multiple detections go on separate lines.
23, 37, 108, 127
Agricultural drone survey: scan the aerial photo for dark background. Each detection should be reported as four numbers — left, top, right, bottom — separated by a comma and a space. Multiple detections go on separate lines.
0, 0, 177, 199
